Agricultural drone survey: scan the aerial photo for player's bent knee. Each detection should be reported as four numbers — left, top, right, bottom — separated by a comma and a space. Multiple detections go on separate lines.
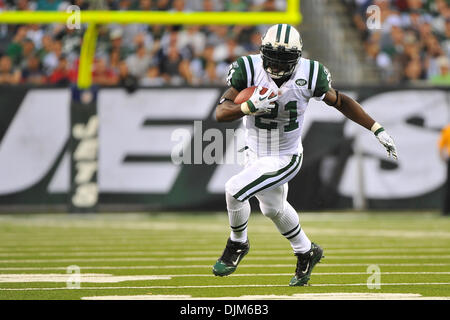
225, 177, 241, 200
226, 192, 244, 211
259, 204, 281, 219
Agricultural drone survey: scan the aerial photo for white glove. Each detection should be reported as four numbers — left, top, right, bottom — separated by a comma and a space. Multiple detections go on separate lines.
241, 86, 278, 115
375, 129, 398, 160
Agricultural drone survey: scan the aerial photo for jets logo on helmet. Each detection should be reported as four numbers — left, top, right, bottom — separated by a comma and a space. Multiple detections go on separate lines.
260, 24, 303, 79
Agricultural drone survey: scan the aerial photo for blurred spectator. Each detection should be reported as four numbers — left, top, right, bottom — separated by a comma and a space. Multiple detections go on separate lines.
171, 0, 188, 12
190, 44, 220, 84
37, 34, 53, 61
160, 44, 192, 84
20, 39, 36, 69
109, 49, 121, 71
441, 18, 450, 58
0, 55, 21, 84
156, 0, 171, 11
125, 44, 154, 78
118, 0, 133, 11
262, 0, 280, 11
213, 36, 246, 63
225, 0, 247, 11
108, 28, 132, 60
6, 26, 28, 66
202, 0, 221, 11
349, 0, 450, 84
27, 25, 45, 50
250, 0, 285, 11
21, 54, 46, 84
92, 57, 118, 86
15, 0, 36, 11
177, 26, 206, 58
42, 39, 63, 74
137, 0, 152, 10
430, 55, 450, 85
425, 35, 445, 77
73, 0, 89, 10
48, 56, 70, 85
242, 29, 262, 53
117, 60, 139, 92
403, 57, 424, 82
140, 65, 165, 86
60, 28, 83, 65
36, 0, 62, 11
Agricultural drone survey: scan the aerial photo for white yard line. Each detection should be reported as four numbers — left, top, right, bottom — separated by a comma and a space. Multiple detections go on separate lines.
0, 244, 445, 251
0, 272, 447, 282
0, 255, 449, 263
0, 273, 171, 283
80, 293, 450, 300
1, 282, 449, 291
0, 248, 448, 257
0, 219, 449, 239
0, 263, 448, 271
146, 272, 450, 277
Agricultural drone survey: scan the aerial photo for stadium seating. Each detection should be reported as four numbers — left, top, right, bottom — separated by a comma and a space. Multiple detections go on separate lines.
347, 0, 450, 84
0, 0, 448, 86
0, 0, 286, 86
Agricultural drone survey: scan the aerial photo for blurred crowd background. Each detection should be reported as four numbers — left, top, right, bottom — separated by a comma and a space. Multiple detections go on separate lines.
348, 0, 450, 84
0, 0, 449, 86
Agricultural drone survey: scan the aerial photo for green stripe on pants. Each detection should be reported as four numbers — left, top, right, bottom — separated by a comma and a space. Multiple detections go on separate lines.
241, 154, 302, 201
233, 155, 299, 201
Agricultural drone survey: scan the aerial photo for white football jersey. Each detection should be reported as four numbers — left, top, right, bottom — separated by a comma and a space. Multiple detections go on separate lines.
227, 54, 332, 157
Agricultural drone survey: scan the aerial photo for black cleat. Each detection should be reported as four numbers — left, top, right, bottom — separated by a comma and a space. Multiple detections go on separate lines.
289, 242, 324, 286
212, 238, 250, 277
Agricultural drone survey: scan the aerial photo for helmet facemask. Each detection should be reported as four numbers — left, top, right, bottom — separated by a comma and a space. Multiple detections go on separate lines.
261, 44, 302, 80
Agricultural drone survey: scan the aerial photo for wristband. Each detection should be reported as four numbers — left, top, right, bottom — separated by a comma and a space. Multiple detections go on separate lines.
240, 102, 251, 115
371, 122, 385, 136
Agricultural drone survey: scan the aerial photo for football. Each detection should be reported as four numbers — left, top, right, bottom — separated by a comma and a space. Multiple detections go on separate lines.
234, 86, 274, 104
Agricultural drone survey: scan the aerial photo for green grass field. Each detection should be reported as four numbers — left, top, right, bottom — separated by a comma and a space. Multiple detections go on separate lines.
0, 212, 449, 300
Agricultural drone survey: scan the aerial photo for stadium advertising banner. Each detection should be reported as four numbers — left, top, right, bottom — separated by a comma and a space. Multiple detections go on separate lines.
0, 86, 448, 212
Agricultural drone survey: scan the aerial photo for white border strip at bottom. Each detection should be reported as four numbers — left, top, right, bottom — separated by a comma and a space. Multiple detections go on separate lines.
80, 293, 450, 300
1, 282, 450, 291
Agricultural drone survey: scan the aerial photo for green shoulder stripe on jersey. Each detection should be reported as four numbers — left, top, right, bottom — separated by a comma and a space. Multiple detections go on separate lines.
285, 25, 291, 44
276, 24, 282, 42
230, 57, 248, 91
308, 60, 314, 90
313, 63, 332, 97
246, 56, 255, 86
233, 155, 299, 201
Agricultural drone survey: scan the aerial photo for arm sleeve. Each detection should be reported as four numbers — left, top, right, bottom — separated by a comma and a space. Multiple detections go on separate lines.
226, 57, 248, 91
313, 63, 332, 100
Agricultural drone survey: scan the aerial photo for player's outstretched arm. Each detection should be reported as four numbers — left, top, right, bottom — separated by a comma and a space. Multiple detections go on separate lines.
323, 88, 398, 160
215, 87, 245, 122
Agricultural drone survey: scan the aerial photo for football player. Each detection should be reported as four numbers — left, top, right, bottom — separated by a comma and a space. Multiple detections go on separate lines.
212, 24, 397, 286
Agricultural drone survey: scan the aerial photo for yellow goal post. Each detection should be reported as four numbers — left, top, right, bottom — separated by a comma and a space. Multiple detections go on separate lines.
0, 0, 302, 88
